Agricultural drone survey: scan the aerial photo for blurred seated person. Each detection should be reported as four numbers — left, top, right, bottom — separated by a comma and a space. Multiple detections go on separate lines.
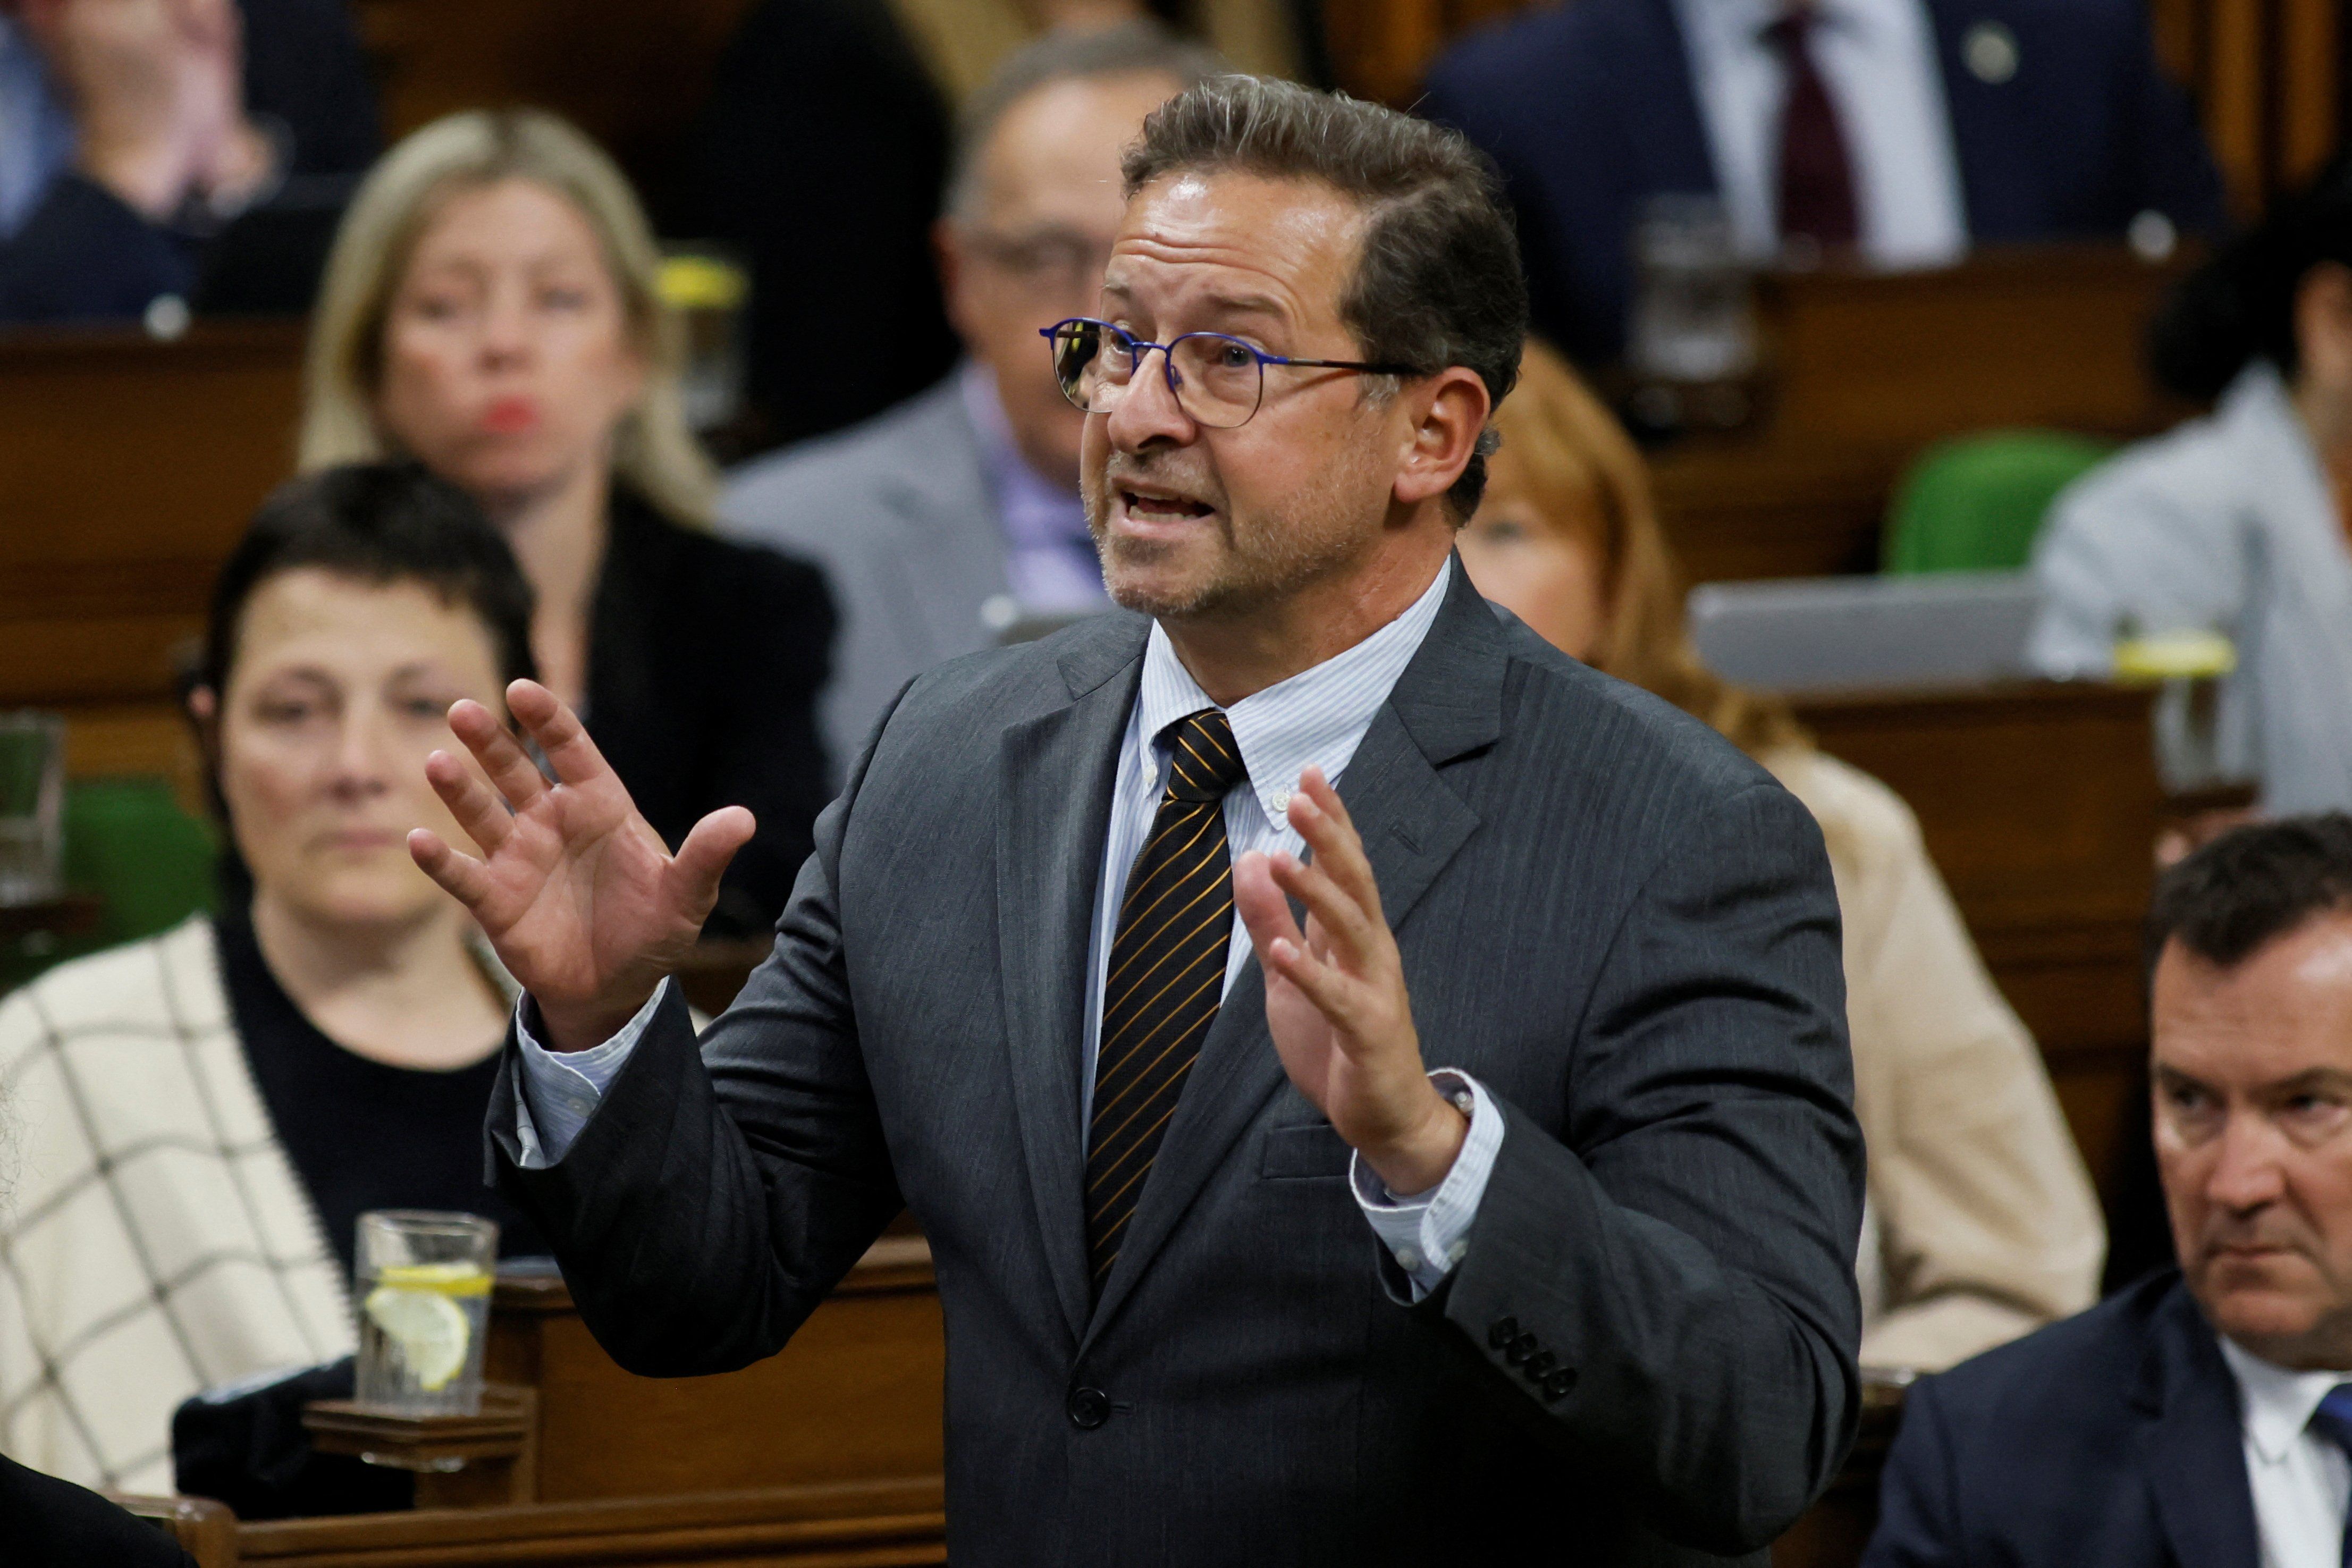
1, 1454, 193, 1565
686, 0, 959, 448
723, 21, 1216, 767
1457, 341, 2102, 1370
0, 464, 552, 1494
2031, 161, 2352, 821
0, 0, 377, 323
1422, 0, 2228, 364
299, 110, 832, 934
1866, 816, 2352, 1566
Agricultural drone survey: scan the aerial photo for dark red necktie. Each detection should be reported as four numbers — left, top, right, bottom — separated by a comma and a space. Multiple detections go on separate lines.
1763, 7, 1859, 252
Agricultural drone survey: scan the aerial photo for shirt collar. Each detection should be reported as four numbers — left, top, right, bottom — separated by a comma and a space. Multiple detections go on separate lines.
1135, 558, 1453, 826
2220, 1335, 2352, 1465
958, 359, 1090, 552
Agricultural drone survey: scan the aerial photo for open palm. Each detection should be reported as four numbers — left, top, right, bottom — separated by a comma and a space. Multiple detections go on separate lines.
1232, 767, 1466, 1198
408, 680, 754, 1050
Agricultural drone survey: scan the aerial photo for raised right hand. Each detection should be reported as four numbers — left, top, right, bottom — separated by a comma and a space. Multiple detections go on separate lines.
408, 680, 755, 1052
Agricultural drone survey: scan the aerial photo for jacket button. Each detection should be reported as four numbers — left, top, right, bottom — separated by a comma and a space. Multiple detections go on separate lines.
1541, 1368, 1576, 1402
1067, 1386, 1112, 1430
1523, 1351, 1558, 1379
1505, 1333, 1539, 1365
1487, 1315, 1519, 1351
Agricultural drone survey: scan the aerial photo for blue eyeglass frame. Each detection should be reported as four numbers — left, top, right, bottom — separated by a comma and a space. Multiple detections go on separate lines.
1039, 316, 1420, 421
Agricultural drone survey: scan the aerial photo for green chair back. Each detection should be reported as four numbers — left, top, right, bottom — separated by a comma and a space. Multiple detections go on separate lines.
1884, 430, 2114, 575
65, 777, 217, 945
1, 779, 217, 995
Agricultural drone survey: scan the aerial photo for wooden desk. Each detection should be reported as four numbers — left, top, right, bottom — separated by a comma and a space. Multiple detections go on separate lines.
482, 1236, 943, 1503
232, 1235, 947, 1565
235, 1478, 946, 1567
1655, 246, 2195, 585
1793, 681, 2163, 1196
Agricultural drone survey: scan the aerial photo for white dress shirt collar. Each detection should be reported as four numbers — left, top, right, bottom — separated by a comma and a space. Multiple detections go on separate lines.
2223, 1337, 2352, 1465
1670, 0, 1967, 269
1133, 557, 1453, 829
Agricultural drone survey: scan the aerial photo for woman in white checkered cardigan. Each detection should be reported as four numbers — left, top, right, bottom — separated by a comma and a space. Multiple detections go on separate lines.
0, 465, 546, 1493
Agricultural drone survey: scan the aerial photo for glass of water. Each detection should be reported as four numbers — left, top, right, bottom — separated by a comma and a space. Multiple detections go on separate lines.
0, 712, 64, 907
355, 1210, 498, 1416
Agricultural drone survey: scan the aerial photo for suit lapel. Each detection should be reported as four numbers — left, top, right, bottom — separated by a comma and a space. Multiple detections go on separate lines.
997, 622, 1148, 1345
1082, 561, 1506, 1344
2134, 1284, 2263, 1568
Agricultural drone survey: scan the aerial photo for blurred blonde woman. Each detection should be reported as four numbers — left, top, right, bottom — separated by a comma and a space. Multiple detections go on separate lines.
1457, 342, 2106, 1372
301, 108, 833, 934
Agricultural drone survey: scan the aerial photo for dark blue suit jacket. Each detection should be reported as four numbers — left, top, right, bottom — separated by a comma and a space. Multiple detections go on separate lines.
1863, 1272, 2261, 1568
1423, 0, 2231, 363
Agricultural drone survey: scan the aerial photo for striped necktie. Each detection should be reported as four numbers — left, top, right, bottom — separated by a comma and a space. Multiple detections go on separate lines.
1085, 707, 1250, 1296
2307, 1383, 2352, 1566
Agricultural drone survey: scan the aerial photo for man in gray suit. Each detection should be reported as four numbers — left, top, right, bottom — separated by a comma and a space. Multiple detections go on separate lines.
415, 77, 1863, 1565
723, 24, 1221, 768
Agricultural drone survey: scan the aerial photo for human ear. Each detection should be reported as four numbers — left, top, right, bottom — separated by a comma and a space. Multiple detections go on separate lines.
1390, 367, 1491, 510
2294, 263, 2352, 392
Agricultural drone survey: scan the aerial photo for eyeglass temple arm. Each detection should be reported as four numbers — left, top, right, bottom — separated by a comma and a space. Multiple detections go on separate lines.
1272, 354, 1424, 375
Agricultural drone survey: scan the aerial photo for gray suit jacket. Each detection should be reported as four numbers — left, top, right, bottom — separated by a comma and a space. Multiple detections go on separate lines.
487, 561, 1866, 1565
721, 374, 1009, 770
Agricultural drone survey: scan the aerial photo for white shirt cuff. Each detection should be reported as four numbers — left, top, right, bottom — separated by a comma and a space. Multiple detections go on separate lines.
1350, 1069, 1503, 1300
511, 980, 668, 1168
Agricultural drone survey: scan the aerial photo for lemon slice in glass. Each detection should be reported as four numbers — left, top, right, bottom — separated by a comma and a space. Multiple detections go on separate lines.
364, 1264, 484, 1392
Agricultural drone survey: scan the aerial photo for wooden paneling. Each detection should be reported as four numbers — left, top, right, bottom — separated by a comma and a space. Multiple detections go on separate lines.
1794, 682, 2163, 1197
0, 321, 301, 790
1655, 245, 2190, 585
349, 0, 759, 229
1328, 0, 2342, 216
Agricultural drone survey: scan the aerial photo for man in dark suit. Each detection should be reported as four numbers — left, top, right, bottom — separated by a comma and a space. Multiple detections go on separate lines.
414, 77, 1864, 1564
1423, 0, 2230, 364
1866, 815, 2352, 1567
0, 0, 377, 323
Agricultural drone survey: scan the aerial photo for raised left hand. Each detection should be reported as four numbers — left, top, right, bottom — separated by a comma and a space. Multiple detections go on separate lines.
1233, 766, 1466, 1195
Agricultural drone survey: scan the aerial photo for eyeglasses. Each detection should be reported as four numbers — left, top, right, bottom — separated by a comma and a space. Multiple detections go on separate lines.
1040, 316, 1420, 429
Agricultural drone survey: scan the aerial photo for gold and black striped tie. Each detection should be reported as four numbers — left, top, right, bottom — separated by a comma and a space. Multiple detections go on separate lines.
1085, 707, 1250, 1295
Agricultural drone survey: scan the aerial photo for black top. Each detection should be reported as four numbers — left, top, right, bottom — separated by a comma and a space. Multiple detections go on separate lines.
588, 493, 836, 937
213, 903, 549, 1281
0, 1453, 195, 1567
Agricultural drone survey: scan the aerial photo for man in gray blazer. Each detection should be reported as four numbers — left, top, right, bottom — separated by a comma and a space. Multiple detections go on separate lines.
416, 77, 1863, 1565
722, 24, 1221, 768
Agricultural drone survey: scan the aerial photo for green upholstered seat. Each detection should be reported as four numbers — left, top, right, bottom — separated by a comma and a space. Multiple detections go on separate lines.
1884, 430, 2115, 575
